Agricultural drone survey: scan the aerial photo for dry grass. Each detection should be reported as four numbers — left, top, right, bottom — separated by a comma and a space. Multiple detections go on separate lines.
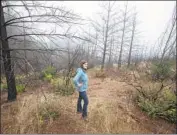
2, 90, 142, 134
2, 93, 67, 133
1, 69, 176, 134
2, 91, 175, 134
86, 98, 147, 134
16, 93, 61, 133
2, 91, 89, 134
95, 70, 107, 78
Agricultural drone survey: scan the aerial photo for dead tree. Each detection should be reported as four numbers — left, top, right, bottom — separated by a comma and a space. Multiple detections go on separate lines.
1, 1, 85, 101
117, 2, 129, 69
127, 9, 137, 68
90, 1, 121, 71
107, 35, 114, 68
159, 6, 176, 63
1, 2, 17, 101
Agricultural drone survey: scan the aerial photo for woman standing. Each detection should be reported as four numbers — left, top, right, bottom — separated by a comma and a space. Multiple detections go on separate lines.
73, 60, 89, 120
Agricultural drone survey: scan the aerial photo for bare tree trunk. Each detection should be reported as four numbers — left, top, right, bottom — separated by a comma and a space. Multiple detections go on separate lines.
87, 28, 91, 62
160, 7, 176, 63
160, 20, 175, 63
1, 3, 17, 101
108, 36, 114, 68
23, 20, 28, 75
128, 12, 136, 68
91, 32, 98, 58
118, 2, 128, 69
166, 37, 176, 59
101, 1, 111, 71
87, 45, 90, 62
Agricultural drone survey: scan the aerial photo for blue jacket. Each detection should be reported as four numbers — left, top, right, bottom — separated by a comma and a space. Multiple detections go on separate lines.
73, 68, 88, 92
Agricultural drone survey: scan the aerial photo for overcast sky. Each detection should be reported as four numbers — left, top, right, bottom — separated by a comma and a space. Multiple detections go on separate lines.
60, 1, 175, 48
6, 1, 175, 53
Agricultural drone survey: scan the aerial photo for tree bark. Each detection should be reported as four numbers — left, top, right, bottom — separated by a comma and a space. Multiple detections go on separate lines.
101, 1, 111, 71
118, 2, 128, 69
108, 36, 114, 68
1, 3, 17, 101
128, 13, 136, 68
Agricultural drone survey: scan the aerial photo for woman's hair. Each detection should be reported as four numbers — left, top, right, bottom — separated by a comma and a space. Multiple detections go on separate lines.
80, 60, 87, 68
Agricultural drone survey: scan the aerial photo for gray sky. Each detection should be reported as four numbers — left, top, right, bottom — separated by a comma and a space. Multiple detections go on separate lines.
6, 1, 175, 53
61, 1, 175, 48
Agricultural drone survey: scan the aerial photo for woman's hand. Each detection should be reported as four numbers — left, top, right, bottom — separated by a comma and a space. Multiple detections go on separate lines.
78, 83, 82, 87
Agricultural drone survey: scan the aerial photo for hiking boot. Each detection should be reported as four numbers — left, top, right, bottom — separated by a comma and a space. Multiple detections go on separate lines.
82, 116, 88, 122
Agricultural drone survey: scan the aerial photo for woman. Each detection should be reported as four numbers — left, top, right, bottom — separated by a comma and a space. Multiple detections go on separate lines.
73, 60, 89, 120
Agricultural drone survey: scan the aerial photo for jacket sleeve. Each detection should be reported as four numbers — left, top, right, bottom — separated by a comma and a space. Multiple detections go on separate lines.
73, 68, 82, 88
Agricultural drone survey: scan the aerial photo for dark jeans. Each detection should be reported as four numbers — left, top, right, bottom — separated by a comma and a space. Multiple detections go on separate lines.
77, 91, 89, 118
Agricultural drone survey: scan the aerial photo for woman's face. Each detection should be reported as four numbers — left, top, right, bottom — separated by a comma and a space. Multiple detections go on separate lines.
83, 62, 88, 70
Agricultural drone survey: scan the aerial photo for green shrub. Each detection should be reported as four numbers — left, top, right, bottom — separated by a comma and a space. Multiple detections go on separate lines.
51, 77, 75, 96
163, 89, 176, 103
42, 66, 56, 76
43, 73, 53, 82
137, 95, 162, 118
136, 88, 176, 123
50, 78, 65, 88
56, 83, 75, 96
16, 84, 25, 93
37, 100, 61, 125
151, 62, 173, 81
164, 108, 176, 123
1, 83, 7, 91
1, 76, 26, 93
39, 107, 59, 121
40, 66, 56, 82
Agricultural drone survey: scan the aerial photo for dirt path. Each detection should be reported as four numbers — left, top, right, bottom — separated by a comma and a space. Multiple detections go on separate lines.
41, 73, 176, 134
85, 75, 175, 133
1, 72, 176, 134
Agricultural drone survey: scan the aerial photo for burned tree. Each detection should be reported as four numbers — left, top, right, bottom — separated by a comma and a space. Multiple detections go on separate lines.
1, 1, 84, 101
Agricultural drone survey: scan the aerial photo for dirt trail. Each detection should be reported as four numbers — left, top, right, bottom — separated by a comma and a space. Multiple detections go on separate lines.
1, 72, 176, 134
42, 73, 175, 134
86, 75, 175, 134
